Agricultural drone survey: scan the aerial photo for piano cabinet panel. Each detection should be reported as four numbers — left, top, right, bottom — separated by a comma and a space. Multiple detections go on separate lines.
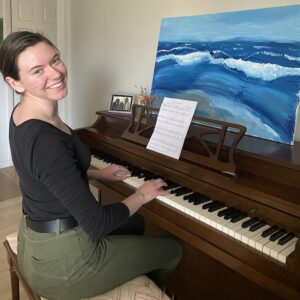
90, 181, 286, 300
169, 241, 283, 300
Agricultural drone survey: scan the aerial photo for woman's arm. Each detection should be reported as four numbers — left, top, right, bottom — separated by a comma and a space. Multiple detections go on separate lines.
88, 165, 168, 216
87, 164, 130, 181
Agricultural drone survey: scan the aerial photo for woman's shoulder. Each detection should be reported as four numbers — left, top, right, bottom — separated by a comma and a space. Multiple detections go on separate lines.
12, 118, 69, 149
13, 118, 55, 134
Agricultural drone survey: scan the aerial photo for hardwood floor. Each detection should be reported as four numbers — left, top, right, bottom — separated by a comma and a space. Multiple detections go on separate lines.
0, 167, 20, 201
0, 167, 29, 300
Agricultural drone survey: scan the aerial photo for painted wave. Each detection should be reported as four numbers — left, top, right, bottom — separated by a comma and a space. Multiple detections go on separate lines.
156, 50, 300, 81
151, 41, 300, 144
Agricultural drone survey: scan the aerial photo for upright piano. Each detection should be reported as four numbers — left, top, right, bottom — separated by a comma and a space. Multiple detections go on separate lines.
76, 106, 300, 300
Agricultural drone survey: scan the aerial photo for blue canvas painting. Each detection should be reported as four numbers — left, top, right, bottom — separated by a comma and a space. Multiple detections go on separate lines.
151, 5, 300, 144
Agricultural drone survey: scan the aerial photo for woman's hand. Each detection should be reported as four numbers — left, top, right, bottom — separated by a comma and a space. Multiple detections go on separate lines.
87, 164, 130, 181
136, 178, 168, 203
122, 178, 168, 216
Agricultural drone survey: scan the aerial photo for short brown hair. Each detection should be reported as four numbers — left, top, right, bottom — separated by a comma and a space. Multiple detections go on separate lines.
0, 31, 58, 80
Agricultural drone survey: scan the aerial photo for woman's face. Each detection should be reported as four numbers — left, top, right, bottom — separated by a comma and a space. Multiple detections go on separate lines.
13, 41, 68, 101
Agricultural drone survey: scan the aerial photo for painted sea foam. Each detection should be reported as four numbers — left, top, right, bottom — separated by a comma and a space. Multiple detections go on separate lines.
151, 40, 300, 144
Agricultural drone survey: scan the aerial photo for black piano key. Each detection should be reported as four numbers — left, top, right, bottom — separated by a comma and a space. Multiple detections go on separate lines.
130, 167, 143, 176
269, 229, 287, 242
175, 188, 193, 196
230, 212, 247, 223
146, 174, 162, 180
137, 170, 148, 178
116, 160, 129, 166
278, 232, 295, 245
261, 225, 279, 238
249, 220, 266, 232
183, 192, 205, 200
142, 171, 155, 180
190, 196, 210, 204
241, 217, 259, 228
208, 203, 225, 212
127, 165, 137, 172
170, 187, 184, 194
193, 198, 211, 205
217, 207, 234, 217
187, 194, 210, 203
202, 201, 218, 210
223, 209, 239, 220
163, 182, 180, 190
107, 157, 120, 163
225, 210, 242, 221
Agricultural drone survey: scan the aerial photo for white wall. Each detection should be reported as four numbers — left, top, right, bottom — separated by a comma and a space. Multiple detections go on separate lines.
0, 0, 14, 168
67, 0, 300, 141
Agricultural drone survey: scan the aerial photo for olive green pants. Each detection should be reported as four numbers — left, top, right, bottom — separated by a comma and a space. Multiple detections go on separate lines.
17, 215, 182, 300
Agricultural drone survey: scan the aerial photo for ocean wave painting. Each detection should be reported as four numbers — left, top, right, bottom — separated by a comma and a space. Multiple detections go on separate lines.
151, 5, 300, 144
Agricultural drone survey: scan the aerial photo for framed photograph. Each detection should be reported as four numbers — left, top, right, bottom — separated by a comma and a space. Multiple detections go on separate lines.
109, 94, 133, 113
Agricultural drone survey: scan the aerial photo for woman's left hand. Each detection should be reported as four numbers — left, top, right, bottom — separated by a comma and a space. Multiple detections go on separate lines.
89, 164, 131, 181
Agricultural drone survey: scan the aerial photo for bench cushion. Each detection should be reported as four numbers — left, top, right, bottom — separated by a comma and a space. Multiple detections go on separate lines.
6, 232, 170, 300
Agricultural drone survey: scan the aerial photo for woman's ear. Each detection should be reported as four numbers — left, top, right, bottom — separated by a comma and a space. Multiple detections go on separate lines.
5, 76, 25, 93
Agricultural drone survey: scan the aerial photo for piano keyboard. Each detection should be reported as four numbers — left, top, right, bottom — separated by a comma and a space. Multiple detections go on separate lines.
91, 151, 298, 264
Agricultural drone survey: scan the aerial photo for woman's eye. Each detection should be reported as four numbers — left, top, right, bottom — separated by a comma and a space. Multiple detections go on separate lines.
52, 56, 61, 64
33, 69, 43, 75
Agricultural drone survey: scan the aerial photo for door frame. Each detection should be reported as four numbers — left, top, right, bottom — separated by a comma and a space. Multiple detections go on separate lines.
1, 0, 69, 168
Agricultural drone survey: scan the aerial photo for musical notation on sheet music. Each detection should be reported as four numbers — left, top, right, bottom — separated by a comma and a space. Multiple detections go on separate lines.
147, 97, 197, 159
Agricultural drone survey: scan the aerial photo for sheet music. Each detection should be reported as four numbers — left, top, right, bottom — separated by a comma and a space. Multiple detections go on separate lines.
147, 97, 197, 159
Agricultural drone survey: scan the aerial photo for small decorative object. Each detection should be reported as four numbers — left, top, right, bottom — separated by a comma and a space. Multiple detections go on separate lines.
135, 85, 156, 117
109, 94, 133, 113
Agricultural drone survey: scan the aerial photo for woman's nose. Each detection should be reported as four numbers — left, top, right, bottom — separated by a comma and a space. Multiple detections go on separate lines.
47, 65, 61, 78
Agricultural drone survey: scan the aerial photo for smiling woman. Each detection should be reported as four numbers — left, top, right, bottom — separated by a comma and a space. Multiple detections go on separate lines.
0, 31, 182, 300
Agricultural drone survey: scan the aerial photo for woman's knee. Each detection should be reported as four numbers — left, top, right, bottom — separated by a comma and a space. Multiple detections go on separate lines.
156, 237, 182, 270
167, 238, 182, 267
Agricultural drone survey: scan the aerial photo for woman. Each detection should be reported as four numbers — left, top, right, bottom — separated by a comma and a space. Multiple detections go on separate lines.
0, 31, 182, 300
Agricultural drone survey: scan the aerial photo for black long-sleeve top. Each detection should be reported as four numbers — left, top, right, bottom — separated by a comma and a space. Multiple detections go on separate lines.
9, 116, 129, 240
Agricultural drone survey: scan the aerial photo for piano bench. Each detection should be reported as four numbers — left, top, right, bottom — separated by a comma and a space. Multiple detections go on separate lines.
4, 232, 171, 300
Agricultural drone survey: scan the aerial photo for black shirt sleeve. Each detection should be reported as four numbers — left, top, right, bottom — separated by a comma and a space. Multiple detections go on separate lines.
30, 129, 129, 239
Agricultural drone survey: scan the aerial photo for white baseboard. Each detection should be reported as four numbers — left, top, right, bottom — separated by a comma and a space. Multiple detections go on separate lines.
0, 160, 13, 169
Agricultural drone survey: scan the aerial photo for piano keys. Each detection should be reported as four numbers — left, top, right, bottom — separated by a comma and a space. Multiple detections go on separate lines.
77, 108, 300, 300
90, 150, 298, 264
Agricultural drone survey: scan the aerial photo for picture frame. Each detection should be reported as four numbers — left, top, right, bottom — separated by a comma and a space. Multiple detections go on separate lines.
109, 94, 133, 113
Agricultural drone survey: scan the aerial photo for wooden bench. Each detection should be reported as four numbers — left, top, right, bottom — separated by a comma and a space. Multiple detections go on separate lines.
3, 232, 171, 300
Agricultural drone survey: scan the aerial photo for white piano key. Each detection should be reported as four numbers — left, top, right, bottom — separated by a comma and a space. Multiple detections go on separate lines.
248, 225, 271, 248
256, 234, 274, 252
263, 240, 281, 256
278, 240, 298, 264
124, 176, 144, 188
222, 218, 241, 235
227, 217, 251, 237
262, 237, 278, 256
206, 208, 228, 227
270, 237, 298, 260
235, 225, 269, 244
215, 216, 231, 232
91, 157, 110, 169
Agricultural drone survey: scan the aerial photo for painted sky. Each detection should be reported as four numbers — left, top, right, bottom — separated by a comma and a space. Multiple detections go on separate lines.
160, 5, 300, 43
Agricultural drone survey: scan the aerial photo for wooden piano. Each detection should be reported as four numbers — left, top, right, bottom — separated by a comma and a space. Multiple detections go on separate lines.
76, 105, 300, 300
